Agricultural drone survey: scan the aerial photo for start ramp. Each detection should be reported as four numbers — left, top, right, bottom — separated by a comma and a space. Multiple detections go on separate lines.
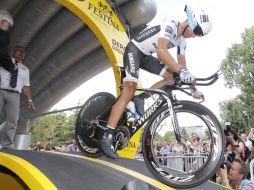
0, 150, 228, 190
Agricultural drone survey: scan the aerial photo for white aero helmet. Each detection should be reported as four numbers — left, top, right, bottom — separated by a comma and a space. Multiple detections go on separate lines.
184, 5, 212, 36
0, 10, 13, 27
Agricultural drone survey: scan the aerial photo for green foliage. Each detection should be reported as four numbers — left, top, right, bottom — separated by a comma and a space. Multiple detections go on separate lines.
29, 109, 79, 148
220, 26, 254, 92
220, 26, 254, 132
180, 128, 189, 141
154, 129, 189, 142
219, 95, 250, 132
163, 131, 175, 141
203, 129, 210, 141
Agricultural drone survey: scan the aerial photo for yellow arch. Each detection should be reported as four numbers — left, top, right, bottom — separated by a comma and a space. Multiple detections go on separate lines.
0, 152, 57, 190
56, 0, 141, 159
56, 0, 129, 95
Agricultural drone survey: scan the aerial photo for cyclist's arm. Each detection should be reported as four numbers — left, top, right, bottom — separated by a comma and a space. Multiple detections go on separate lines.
157, 37, 183, 73
177, 38, 187, 68
177, 54, 186, 68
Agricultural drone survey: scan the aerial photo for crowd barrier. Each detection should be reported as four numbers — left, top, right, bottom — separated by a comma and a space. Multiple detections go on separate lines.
156, 152, 210, 173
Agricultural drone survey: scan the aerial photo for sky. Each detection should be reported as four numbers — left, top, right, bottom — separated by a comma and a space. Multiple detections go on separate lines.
51, 0, 254, 119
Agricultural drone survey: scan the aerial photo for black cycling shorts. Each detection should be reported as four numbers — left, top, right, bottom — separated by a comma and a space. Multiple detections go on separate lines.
123, 41, 167, 83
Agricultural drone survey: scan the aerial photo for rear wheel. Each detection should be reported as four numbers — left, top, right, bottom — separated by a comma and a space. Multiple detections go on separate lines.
75, 92, 116, 158
142, 100, 225, 188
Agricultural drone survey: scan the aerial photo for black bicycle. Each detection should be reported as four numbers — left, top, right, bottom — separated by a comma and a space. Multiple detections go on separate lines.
75, 68, 225, 188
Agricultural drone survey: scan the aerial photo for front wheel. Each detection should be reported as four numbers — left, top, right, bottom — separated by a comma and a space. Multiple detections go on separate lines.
142, 100, 225, 188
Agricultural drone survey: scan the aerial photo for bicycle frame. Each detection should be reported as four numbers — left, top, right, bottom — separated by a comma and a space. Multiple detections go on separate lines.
119, 66, 221, 143
124, 87, 182, 141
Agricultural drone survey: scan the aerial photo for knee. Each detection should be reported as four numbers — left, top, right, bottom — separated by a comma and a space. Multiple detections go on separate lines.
123, 83, 136, 101
163, 71, 173, 79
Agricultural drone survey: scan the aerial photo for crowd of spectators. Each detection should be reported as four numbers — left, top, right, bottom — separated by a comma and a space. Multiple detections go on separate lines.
141, 125, 254, 189
32, 137, 80, 153
216, 126, 254, 189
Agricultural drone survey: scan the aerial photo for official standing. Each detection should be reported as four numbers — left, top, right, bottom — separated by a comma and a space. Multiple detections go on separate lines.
0, 10, 17, 71
0, 46, 35, 149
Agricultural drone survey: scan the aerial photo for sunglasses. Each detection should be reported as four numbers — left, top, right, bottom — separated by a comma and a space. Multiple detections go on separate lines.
193, 24, 204, 36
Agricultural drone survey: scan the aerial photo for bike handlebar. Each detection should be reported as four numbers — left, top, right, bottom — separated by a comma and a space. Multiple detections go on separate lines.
175, 70, 221, 87
167, 70, 222, 102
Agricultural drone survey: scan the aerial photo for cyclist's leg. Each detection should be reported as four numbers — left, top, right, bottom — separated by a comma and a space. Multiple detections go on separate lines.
108, 41, 143, 127
99, 42, 142, 158
132, 55, 173, 114
108, 81, 136, 127
140, 55, 174, 88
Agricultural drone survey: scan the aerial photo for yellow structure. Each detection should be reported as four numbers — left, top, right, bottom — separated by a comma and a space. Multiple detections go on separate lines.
0, 152, 57, 190
56, 0, 141, 158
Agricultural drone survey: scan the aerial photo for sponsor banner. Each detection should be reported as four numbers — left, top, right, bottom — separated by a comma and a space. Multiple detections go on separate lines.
118, 127, 142, 159
56, 0, 140, 159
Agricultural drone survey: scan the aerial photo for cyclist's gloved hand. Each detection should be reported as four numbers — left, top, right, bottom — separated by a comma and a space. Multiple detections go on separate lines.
179, 68, 195, 83
191, 89, 204, 99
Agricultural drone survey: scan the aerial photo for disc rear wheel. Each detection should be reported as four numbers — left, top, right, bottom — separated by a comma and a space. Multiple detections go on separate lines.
75, 92, 116, 157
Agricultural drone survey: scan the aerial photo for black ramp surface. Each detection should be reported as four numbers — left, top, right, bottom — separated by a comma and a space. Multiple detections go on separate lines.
1, 150, 227, 190
1, 150, 140, 190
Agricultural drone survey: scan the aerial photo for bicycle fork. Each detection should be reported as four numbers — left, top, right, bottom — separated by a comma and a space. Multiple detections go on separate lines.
163, 94, 182, 142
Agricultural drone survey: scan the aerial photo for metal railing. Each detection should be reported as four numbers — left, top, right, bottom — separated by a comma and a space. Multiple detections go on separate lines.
26, 106, 82, 132
156, 152, 210, 173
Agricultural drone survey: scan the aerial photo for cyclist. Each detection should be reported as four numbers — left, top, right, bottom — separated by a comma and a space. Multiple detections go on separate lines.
0, 10, 17, 72
99, 5, 213, 158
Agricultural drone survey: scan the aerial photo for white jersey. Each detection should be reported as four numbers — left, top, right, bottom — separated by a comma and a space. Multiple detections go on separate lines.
131, 18, 187, 55
0, 59, 30, 93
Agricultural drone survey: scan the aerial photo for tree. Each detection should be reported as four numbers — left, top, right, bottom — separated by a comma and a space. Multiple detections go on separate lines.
180, 128, 189, 141
163, 131, 175, 141
29, 109, 79, 148
219, 95, 247, 132
30, 114, 57, 147
220, 26, 254, 130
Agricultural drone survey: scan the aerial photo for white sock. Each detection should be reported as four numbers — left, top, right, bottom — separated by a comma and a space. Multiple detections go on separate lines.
107, 125, 115, 129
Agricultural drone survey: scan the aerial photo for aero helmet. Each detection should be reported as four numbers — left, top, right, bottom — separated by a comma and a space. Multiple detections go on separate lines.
0, 10, 13, 27
184, 5, 212, 36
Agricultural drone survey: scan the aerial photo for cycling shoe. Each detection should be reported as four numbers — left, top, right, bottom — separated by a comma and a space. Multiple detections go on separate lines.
99, 136, 118, 159
99, 127, 118, 159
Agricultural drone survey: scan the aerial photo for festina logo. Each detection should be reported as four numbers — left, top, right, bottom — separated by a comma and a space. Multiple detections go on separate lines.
88, 2, 119, 31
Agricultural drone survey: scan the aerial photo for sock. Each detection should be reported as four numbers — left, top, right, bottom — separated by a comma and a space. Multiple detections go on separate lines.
107, 125, 115, 129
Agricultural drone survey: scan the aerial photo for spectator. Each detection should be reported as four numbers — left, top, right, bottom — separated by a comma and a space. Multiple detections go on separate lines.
44, 137, 54, 151
225, 131, 248, 162
218, 158, 254, 189
191, 136, 202, 154
241, 132, 252, 152
159, 141, 171, 165
154, 141, 163, 156
202, 141, 211, 153
66, 139, 80, 152
248, 129, 254, 150
135, 142, 143, 159
0, 46, 35, 149
61, 145, 67, 152
172, 141, 184, 153
184, 141, 194, 153
160, 141, 171, 155
33, 141, 44, 151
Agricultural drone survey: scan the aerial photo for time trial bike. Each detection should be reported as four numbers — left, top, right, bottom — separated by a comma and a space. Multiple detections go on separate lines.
75, 68, 225, 188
